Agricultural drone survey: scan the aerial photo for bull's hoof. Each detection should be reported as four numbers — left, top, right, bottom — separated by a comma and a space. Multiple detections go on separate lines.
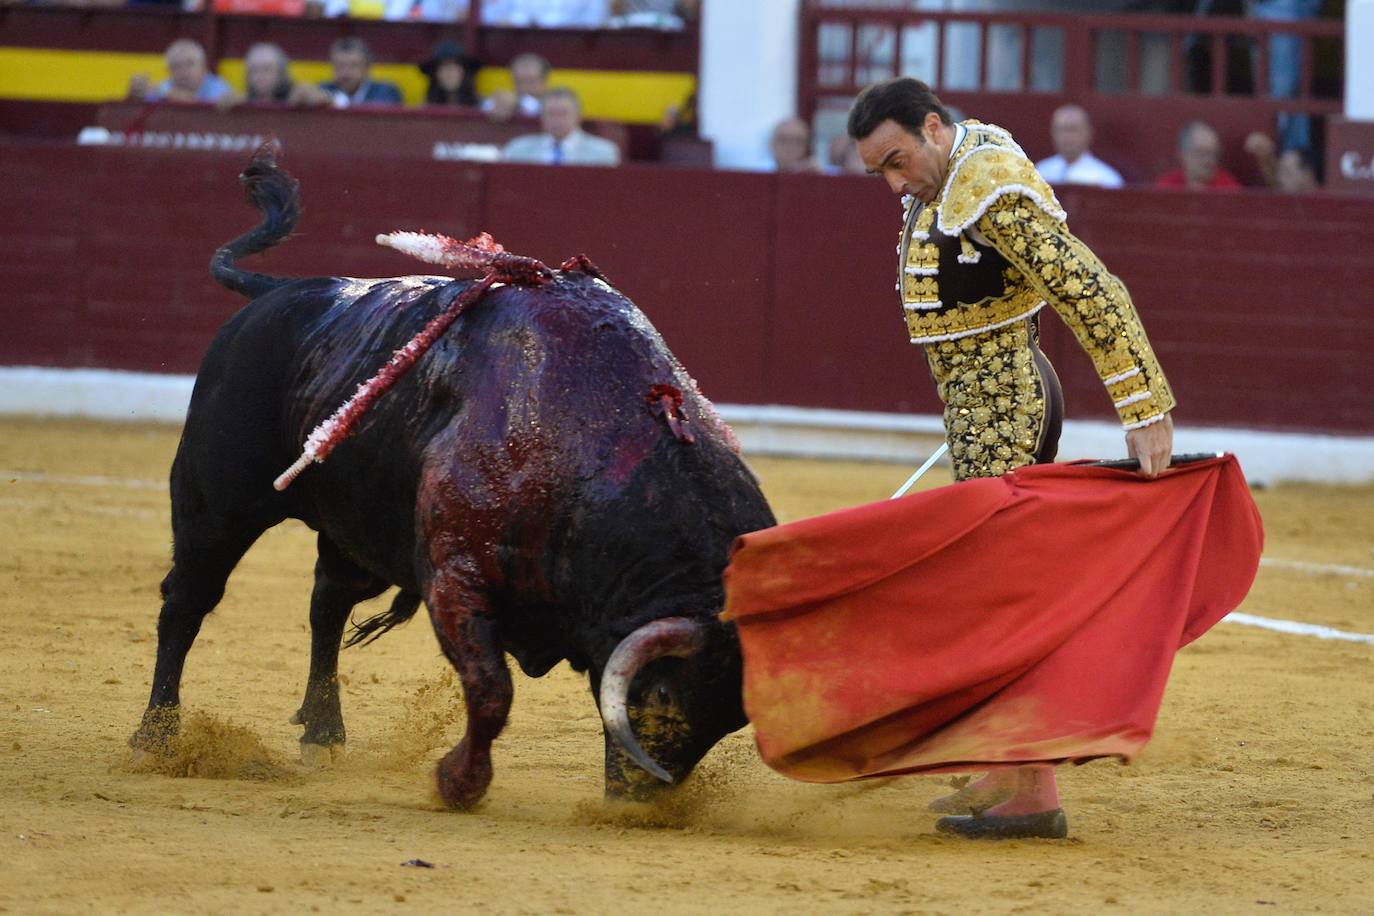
130, 706, 180, 759
299, 741, 344, 767
290, 707, 347, 749
605, 778, 674, 803
435, 742, 492, 810
129, 733, 175, 770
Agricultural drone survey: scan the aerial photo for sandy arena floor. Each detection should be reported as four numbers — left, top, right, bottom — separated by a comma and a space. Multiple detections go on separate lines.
1, 417, 1371, 914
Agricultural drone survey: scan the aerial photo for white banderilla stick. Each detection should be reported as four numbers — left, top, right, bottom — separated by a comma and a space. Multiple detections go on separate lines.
890, 441, 950, 499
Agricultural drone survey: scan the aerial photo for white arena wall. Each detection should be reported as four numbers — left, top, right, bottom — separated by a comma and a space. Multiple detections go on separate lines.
3, 366, 1372, 486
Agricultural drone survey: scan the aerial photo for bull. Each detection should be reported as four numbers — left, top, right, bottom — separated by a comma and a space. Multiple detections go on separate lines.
131, 146, 776, 807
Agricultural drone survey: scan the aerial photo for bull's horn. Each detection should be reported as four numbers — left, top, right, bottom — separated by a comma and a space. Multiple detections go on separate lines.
599, 617, 706, 784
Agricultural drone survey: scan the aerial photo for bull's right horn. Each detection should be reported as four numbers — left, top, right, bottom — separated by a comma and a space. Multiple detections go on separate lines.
599, 617, 706, 784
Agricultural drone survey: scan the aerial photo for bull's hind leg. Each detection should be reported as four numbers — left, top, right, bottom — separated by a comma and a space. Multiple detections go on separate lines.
292, 534, 388, 764
426, 566, 511, 810
131, 519, 269, 756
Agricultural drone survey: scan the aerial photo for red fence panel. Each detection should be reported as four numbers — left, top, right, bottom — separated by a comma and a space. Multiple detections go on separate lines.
482, 164, 775, 405
2, 141, 1370, 435
769, 172, 943, 416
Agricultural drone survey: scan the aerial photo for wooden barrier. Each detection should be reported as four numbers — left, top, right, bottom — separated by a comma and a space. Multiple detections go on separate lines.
2, 140, 1369, 435
91, 100, 630, 161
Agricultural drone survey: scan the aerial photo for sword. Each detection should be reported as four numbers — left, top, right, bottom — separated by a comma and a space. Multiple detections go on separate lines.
890, 441, 949, 499
890, 449, 1224, 501
1080, 452, 1224, 471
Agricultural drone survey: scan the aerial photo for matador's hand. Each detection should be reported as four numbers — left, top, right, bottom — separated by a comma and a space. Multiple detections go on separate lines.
1125, 413, 1173, 478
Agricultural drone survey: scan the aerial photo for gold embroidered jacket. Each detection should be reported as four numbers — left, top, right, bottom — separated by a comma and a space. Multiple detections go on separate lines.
898, 121, 1175, 430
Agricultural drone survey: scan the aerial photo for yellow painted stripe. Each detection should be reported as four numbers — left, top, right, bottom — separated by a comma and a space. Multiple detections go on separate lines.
0, 48, 166, 102
0, 48, 693, 124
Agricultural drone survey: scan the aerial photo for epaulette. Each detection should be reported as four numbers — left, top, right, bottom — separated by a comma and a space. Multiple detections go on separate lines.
936, 122, 1066, 236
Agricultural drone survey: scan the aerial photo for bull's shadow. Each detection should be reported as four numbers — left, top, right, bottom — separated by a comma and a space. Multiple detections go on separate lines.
130, 143, 776, 809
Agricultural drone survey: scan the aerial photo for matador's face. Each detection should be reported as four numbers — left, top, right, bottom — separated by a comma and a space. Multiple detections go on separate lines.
857, 115, 950, 204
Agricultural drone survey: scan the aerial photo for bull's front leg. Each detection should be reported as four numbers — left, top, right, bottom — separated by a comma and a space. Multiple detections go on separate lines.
426, 563, 511, 810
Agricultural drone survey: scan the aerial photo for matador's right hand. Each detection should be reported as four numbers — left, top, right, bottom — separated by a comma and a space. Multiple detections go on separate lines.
1125, 413, 1174, 478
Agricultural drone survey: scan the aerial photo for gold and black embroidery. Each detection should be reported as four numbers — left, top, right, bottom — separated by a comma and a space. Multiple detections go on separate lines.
899, 197, 941, 308
926, 321, 1046, 481
975, 197, 1176, 429
893, 120, 1175, 435
897, 122, 1066, 345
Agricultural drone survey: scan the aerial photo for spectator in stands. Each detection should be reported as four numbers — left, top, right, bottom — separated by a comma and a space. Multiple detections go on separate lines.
382, 0, 468, 21
243, 43, 295, 103
215, 42, 297, 111
1034, 105, 1125, 189
825, 135, 867, 176
659, 90, 697, 138
1155, 121, 1241, 190
419, 41, 479, 107
1246, 0, 1323, 154
484, 52, 550, 121
769, 118, 823, 174
127, 39, 233, 105
1274, 146, 1319, 193
310, 37, 403, 108
1244, 131, 1319, 192
480, 0, 610, 27
502, 87, 620, 166
609, 0, 695, 28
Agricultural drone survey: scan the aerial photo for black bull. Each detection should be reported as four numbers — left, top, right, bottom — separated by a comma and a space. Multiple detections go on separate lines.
131, 150, 776, 807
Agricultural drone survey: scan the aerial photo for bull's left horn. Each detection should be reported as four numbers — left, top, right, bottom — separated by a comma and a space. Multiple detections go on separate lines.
599, 617, 706, 784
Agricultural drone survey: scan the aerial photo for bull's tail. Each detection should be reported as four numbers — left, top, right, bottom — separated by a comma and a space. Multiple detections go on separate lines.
209, 140, 301, 300
344, 590, 423, 649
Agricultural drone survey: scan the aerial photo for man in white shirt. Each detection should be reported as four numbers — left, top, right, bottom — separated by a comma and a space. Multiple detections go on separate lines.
502, 87, 621, 166
483, 53, 551, 120
1034, 105, 1125, 189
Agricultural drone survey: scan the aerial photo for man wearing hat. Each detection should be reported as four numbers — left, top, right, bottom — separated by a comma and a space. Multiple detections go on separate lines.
419, 40, 479, 107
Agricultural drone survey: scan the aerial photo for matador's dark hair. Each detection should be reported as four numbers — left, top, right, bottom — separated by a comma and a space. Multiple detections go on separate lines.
847, 77, 952, 142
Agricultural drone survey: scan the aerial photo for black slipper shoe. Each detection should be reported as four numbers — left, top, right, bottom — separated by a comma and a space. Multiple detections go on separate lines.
935, 808, 1068, 840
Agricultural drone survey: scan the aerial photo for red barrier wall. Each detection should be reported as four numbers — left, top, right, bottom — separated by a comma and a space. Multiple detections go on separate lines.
3, 141, 1369, 435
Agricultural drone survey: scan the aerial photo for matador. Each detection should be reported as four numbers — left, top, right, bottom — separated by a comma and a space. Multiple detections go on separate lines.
850, 77, 1177, 839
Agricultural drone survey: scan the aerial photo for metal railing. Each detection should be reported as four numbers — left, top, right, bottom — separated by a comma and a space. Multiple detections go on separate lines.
798, 3, 1344, 118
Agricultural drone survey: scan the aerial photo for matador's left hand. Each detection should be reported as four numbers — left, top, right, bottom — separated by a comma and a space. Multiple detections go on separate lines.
1125, 413, 1174, 478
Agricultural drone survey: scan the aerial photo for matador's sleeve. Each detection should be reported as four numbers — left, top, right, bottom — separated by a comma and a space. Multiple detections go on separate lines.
975, 195, 1176, 429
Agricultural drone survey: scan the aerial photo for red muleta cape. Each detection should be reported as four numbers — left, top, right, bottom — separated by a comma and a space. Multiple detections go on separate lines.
721, 454, 1263, 783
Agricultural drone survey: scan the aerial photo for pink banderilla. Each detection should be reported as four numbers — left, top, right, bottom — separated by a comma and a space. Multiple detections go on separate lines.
273, 230, 564, 491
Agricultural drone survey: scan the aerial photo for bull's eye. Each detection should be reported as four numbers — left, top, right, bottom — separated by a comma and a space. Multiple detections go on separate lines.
655, 685, 671, 705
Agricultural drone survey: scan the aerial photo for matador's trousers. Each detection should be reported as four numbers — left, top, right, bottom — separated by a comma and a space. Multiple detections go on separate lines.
924, 317, 1064, 482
